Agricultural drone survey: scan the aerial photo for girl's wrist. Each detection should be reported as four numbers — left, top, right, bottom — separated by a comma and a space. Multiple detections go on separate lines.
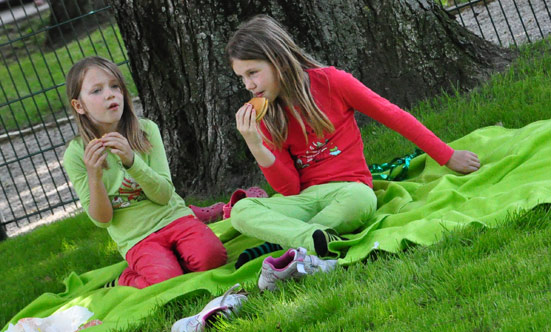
122, 152, 135, 169
246, 140, 264, 153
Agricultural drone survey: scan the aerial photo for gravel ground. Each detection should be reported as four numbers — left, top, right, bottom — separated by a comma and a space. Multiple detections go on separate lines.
2, 0, 551, 237
453, 0, 551, 46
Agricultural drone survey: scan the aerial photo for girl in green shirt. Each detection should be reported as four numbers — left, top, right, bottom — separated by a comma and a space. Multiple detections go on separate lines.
63, 56, 227, 288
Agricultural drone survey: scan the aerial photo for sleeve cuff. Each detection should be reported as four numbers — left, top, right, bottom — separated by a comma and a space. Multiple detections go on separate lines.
125, 152, 147, 177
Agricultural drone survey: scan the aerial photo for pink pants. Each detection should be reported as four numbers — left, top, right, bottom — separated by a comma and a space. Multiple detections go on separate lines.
118, 215, 227, 289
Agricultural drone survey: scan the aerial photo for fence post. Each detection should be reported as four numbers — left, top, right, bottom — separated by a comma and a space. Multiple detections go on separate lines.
0, 209, 6, 240
0, 228, 6, 241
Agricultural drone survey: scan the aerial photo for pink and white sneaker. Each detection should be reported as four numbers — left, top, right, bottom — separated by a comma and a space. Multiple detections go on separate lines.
258, 247, 338, 291
171, 283, 247, 332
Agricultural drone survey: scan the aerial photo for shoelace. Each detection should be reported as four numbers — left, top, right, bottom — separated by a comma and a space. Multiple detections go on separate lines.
219, 283, 241, 306
327, 233, 342, 243
294, 247, 308, 274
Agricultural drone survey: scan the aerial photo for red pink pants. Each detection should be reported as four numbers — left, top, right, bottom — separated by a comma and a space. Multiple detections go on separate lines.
118, 215, 227, 289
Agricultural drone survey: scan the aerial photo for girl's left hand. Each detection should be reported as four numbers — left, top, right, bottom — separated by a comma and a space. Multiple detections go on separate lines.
236, 103, 263, 148
445, 150, 480, 174
101, 132, 135, 168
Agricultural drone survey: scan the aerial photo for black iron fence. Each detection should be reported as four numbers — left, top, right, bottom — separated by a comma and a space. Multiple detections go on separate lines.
1, 0, 550, 238
0, 0, 130, 238
441, 0, 551, 47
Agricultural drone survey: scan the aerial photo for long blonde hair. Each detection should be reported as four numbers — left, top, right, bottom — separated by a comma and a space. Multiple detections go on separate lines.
66, 56, 151, 161
226, 15, 335, 149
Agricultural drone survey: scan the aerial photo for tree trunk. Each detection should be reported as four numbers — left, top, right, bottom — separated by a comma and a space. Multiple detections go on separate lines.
107, 0, 515, 197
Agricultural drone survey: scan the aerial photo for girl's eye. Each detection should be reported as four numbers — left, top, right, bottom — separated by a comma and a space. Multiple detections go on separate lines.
112, 84, 120, 89
92, 88, 101, 94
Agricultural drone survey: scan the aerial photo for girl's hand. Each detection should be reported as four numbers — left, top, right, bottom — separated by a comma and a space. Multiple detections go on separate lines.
84, 139, 108, 178
236, 103, 263, 148
101, 132, 135, 168
445, 150, 480, 174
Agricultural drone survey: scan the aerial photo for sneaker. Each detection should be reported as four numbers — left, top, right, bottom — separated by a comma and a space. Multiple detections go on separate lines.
171, 283, 247, 332
312, 229, 346, 258
258, 247, 337, 291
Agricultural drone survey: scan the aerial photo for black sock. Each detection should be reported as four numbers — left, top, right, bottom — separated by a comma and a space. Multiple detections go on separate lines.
104, 276, 119, 288
313, 229, 328, 257
235, 242, 283, 269
313, 229, 346, 258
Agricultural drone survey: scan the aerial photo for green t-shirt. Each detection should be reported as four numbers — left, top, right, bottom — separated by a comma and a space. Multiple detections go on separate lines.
63, 119, 193, 257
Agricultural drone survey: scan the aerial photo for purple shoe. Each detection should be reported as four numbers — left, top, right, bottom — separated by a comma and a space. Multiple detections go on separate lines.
171, 283, 247, 332
258, 247, 338, 291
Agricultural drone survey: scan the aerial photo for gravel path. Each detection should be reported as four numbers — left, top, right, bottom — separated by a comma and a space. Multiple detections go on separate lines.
453, 0, 551, 46
2, 0, 551, 236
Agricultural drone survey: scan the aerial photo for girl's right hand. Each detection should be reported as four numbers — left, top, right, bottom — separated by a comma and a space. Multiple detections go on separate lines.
236, 103, 263, 148
84, 139, 108, 178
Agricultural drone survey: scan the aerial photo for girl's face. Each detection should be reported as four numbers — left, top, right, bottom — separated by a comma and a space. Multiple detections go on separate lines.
232, 59, 281, 102
71, 66, 124, 135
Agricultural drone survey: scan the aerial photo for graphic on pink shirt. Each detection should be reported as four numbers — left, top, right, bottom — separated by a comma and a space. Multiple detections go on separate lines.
295, 138, 341, 169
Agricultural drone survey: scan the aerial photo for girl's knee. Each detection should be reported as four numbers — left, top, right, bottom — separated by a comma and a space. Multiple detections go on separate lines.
230, 198, 256, 231
342, 183, 377, 216
187, 243, 227, 272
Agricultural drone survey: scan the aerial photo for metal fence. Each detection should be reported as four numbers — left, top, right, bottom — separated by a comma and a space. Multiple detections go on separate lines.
440, 0, 551, 47
1, 0, 550, 238
0, 0, 130, 238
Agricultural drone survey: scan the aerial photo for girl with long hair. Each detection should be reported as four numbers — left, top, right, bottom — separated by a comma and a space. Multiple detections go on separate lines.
63, 56, 227, 288
227, 15, 480, 260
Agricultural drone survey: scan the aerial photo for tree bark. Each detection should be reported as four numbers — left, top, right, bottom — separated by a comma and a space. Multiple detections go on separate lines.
108, 0, 515, 197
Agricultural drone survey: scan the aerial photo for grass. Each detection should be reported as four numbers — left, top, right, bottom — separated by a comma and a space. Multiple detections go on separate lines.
2, 34, 551, 332
0, 9, 136, 132
109, 206, 551, 332
0, 213, 121, 326
362, 38, 551, 164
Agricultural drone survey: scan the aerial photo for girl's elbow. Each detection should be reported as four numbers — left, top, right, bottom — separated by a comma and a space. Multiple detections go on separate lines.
90, 210, 113, 223
279, 184, 300, 196
150, 189, 173, 205
96, 216, 112, 223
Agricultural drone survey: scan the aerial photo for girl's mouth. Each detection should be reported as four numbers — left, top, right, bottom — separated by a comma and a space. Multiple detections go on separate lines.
108, 103, 119, 110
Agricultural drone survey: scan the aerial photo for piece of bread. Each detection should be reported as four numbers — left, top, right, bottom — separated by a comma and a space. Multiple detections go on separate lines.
247, 97, 269, 122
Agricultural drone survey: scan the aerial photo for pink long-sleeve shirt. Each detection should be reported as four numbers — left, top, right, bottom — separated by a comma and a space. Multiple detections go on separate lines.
259, 66, 454, 196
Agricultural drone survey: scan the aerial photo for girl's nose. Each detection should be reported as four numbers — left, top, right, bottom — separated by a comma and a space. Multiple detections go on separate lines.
244, 78, 256, 91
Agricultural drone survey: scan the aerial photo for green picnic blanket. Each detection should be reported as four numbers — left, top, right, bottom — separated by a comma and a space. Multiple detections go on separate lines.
4, 119, 551, 331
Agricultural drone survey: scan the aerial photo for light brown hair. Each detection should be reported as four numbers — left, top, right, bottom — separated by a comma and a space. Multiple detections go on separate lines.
66, 56, 151, 164
226, 15, 335, 149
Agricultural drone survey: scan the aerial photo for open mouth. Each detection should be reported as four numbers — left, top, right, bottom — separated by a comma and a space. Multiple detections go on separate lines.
108, 103, 119, 110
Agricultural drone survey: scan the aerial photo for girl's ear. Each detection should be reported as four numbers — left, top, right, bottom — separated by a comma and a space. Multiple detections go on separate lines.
71, 99, 86, 115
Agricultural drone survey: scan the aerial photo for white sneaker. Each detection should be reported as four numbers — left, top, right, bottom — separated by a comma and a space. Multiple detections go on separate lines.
258, 247, 338, 291
171, 283, 247, 332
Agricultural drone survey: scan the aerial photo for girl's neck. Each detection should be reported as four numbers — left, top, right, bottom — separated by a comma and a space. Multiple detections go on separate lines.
97, 124, 119, 136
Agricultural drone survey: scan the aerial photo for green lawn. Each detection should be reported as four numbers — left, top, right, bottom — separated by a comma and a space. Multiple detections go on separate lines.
2, 37, 551, 332
0, 11, 136, 132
